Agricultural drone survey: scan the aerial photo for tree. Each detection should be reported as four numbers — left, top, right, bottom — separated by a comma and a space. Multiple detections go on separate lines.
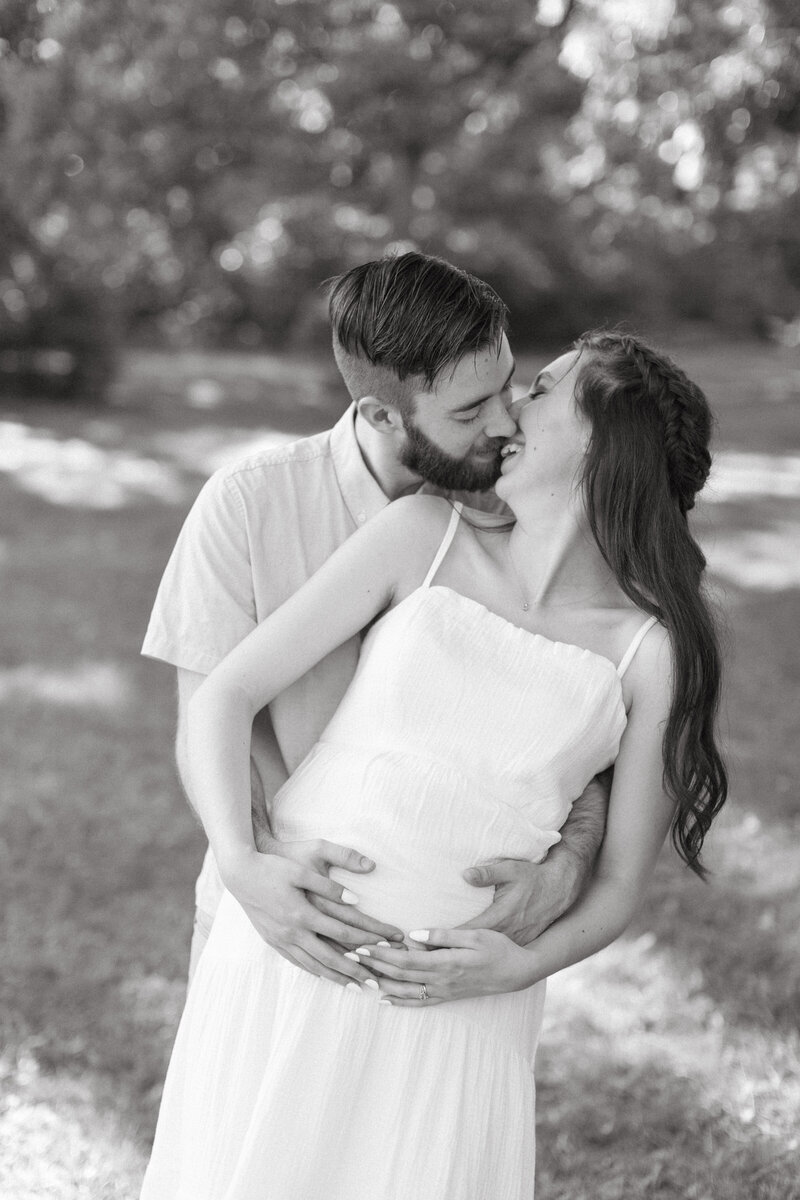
546, 0, 800, 331
0, 0, 797, 388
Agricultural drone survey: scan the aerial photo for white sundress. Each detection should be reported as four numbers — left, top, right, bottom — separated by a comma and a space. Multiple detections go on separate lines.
140, 503, 657, 1200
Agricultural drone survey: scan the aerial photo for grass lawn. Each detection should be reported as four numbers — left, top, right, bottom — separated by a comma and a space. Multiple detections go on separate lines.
0, 338, 798, 1199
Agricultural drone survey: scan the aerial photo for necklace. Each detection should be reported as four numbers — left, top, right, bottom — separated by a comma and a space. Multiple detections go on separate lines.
504, 537, 613, 613
505, 540, 530, 612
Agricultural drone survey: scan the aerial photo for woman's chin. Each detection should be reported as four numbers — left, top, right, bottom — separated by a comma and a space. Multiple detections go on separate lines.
494, 467, 516, 502
494, 466, 532, 520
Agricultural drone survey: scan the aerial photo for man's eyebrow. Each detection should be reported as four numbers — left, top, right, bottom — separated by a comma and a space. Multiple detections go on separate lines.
450, 359, 516, 412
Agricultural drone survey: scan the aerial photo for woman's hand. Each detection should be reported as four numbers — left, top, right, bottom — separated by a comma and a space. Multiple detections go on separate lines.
352, 928, 537, 1007
220, 841, 403, 989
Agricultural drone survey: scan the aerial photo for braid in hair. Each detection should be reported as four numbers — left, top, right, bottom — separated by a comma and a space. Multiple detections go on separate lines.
621, 336, 712, 514
574, 331, 727, 876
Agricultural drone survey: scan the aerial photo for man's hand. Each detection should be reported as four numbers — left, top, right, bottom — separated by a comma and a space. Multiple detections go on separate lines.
458, 848, 584, 945
222, 838, 404, 988
458, 770, 612, 946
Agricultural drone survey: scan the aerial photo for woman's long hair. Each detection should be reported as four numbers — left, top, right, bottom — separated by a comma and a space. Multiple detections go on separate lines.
574, 331, 727, 877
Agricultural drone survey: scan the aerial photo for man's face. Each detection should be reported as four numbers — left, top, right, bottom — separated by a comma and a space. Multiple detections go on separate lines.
399, 334, 517, 492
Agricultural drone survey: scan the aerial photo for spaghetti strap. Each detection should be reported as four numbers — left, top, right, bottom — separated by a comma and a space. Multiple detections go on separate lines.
421, 502, 463, 588
616, 615, 659, 678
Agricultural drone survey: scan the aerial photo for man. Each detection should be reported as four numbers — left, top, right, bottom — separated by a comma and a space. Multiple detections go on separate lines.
142, 251, 608, 990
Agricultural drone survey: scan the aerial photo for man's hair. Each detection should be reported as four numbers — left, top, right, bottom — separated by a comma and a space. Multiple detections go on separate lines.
326, 252, 509, 412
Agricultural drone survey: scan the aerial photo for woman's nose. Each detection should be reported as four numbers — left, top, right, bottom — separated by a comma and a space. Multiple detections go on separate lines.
508, 396, 534, 423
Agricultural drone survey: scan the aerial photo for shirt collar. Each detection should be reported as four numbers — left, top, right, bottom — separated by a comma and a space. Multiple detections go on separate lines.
329, 404, 391, 526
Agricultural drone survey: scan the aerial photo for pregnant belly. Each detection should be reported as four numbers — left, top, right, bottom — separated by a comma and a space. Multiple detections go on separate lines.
271, 742, 558, 934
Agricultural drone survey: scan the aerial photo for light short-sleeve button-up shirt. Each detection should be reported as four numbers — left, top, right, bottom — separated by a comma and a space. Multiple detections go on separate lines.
142, 404, 508, 915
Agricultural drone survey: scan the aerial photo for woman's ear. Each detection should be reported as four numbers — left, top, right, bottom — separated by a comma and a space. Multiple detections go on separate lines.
356, 395, 405, 435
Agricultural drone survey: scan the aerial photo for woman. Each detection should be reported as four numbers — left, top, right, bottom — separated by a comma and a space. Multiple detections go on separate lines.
140, 332, 727, 1199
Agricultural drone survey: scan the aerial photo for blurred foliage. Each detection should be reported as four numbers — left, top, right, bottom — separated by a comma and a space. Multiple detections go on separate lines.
0, 0, 799, 395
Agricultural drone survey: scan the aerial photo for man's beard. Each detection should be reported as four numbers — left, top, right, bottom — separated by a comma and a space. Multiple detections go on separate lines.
399, 415, 505, 492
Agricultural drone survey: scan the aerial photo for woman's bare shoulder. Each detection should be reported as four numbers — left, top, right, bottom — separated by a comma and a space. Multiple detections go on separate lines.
625, 619, 673, 712
364, 495, 457, 591
371, 493, 455, 544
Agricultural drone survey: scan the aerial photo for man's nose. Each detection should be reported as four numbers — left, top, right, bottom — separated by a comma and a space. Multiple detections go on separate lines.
483, 394, 518, 438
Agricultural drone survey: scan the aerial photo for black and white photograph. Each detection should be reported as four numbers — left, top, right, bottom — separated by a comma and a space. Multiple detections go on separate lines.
1, 1, 798, 1197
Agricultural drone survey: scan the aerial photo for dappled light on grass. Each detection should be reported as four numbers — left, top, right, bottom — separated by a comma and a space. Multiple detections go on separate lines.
707, 452, 800, 501
539, 926, 800, 1198
704, 521, 800, 592
697, 451, 800, 593
0, 418, 305, 509
117, 973, 186, 1039
150, 425, 298, 477
714, 811, 800, 898
0, 422, 186, 510
0, 663, 131, 710
0, 1052, 147, 1200
0, 342, 796, 1199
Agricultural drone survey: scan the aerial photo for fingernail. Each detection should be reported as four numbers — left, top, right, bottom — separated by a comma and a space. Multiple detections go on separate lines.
345, 981, 361, 992
390, 932, 405, 941
354, 945, 371, 957
376, 940, 391, 948
378, 998, 392, 1006
343, 951, 360, 962
408, 929, 430, 942
363, 979, 380, 991
360, 856, 374, 869
341, 889, 359, 905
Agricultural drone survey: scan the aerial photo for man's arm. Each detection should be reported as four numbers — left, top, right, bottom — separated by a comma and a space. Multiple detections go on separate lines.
456, 769, 611, 945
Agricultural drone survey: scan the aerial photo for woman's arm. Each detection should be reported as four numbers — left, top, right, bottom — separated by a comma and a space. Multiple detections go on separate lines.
512, 625, 675, 980
186, 495, 450, 881
363, 626, 677, 1004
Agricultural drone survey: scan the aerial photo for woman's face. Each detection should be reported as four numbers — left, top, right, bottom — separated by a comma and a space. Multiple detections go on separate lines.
495, 348, 589, 505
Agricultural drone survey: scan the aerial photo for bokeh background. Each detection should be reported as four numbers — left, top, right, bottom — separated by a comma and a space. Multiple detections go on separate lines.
0, 2, 798, 1198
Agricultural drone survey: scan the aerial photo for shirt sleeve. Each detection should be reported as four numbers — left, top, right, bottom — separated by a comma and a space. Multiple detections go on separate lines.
141, 469, 258, 674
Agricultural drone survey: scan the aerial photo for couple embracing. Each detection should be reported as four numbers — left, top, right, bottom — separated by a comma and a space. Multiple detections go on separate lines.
140, 252, 727, 1199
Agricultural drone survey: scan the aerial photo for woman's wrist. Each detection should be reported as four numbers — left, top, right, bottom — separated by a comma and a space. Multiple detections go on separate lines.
217, 844, 259, 888
518, 945, 545, 990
